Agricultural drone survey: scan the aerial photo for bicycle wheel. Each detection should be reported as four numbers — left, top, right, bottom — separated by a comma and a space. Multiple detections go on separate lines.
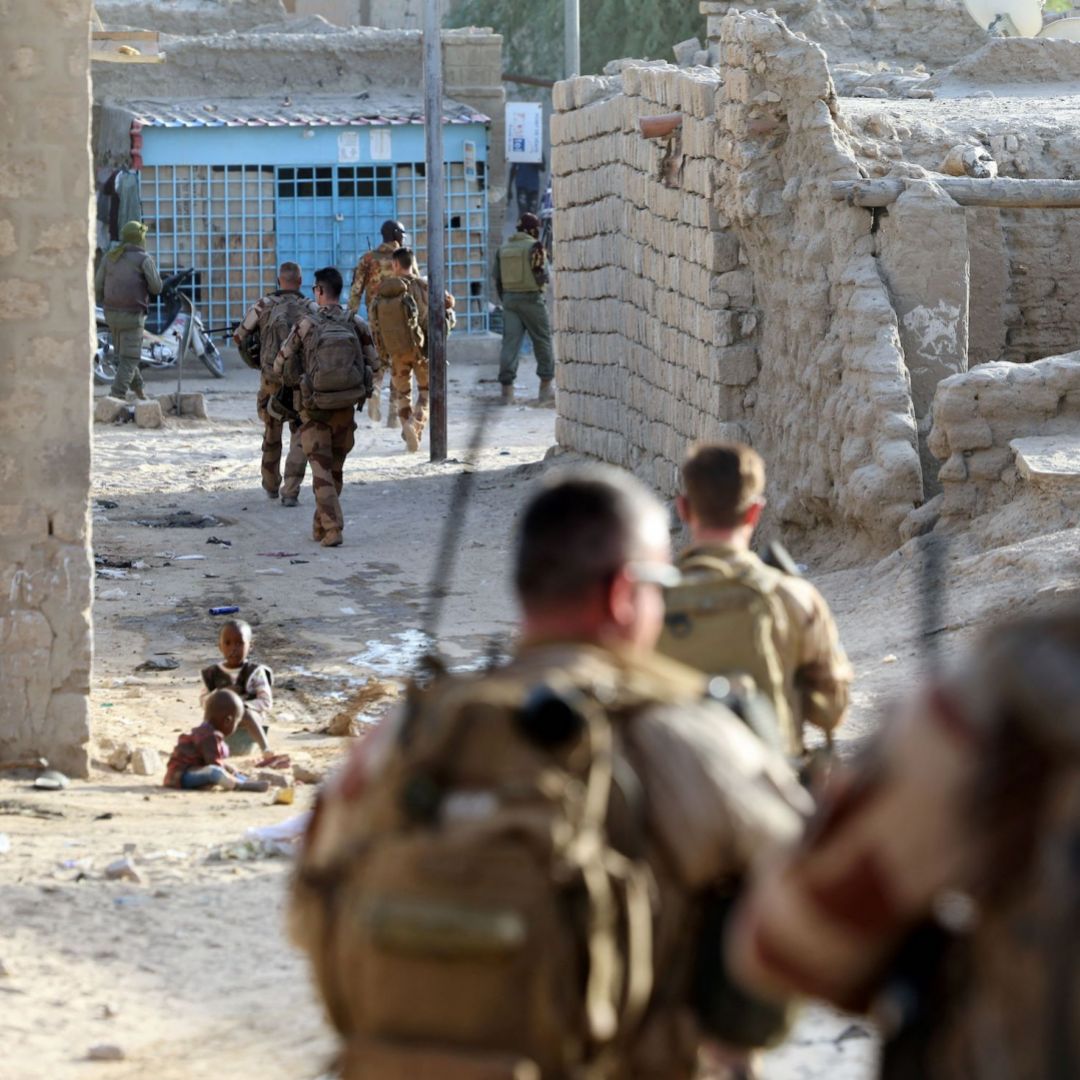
200, 338, 226, 378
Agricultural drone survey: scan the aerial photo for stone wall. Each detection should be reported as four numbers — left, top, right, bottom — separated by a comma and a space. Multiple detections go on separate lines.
926, 354, 1080, 526
552, 11, 922, 555
1, 0, 94, 774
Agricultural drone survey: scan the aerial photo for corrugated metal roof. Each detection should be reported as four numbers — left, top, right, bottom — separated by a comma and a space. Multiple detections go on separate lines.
124, 93, 489, 129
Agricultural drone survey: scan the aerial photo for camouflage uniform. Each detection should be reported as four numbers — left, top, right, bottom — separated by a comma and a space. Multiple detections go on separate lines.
93, 244, 163, 399
664, 542, 852, 756
235, 290, 312, 500
273, 305, 376, 543
348, 241, 399, 422
494, 230, 556, 388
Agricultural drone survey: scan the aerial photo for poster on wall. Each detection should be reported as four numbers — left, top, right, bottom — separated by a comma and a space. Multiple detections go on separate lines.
370, 129, 392, 161
505, 102, 544, 164
338, 131, 360, 164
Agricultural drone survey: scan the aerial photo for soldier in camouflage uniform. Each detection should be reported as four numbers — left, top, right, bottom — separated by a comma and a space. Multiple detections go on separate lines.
274, 267, 376, 548
233, 262, 311, 506
93, 220, 162, 401
348, 219, 406, 427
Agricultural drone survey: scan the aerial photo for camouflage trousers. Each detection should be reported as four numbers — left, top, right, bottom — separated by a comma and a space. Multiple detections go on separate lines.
257, 374, 307, 499
105, 309, 146, 398
367, 362, 400, 421
299, 407, 356, 538
389, 348, 430, 436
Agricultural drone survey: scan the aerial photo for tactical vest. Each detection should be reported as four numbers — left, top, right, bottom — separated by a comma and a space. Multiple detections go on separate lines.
499, 233, 542, 294
302, 307, 368, 411
257, 291, 307, 376
103, 247, 154, 314
658, 554, 792, 754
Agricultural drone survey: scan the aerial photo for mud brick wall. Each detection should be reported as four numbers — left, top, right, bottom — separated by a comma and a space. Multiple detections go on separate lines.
552, 11, 923, 555
928, 354, 1080, 523
0, 0, 94, 774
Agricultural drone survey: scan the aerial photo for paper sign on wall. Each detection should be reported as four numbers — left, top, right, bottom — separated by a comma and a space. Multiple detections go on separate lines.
505, 102, 544, 164
464, 140, 477, 181
370, 129, 392, 161
338, 131, 360, 163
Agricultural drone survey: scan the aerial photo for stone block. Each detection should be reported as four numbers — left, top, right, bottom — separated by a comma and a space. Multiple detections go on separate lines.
157, 393, 208, 419
713, 345, 759, 386
134, 399, 163, 429
673, 37, 703, 66
130, 748, 161, 777
94, 396, 130, 424
945, 418, 993, 452
1011, 434, 1080, 492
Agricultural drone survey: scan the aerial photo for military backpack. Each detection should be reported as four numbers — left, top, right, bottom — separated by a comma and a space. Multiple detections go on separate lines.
258, 291, 307, 377
658, 554, 791, 753
499, 235, 541, 294
372, 278, 424, 357
302, 307, 369, 411
292, 670, 657, 1079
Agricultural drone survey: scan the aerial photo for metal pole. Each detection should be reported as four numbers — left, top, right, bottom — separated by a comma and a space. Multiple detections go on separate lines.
424, 0, 447, 463
565, 0, 580, 77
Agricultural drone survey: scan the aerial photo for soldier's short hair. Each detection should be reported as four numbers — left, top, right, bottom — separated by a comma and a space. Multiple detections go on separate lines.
392, 248, 416, 271
681, 442, 766, 529
515, 466, 670, 607
278, 261, 301, 284
314, 266, 344, 299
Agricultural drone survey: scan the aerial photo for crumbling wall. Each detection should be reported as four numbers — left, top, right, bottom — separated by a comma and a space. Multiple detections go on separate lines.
1, 0, 94, 774
926, 354, 1080, 528
699, 0, 986, 70
553, 11, 922, 555
96, 0, 286, 33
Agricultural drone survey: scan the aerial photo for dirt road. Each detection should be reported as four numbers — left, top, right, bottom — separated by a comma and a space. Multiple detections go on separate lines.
1, 351, 889, 1078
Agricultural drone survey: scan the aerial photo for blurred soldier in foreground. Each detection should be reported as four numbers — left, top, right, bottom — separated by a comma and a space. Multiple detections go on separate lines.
291, 465, 811, 1078
729, 610, 1080, 1079
94, 220, 162, 402
348, 219, 407, 426
273, 267, 376, 548
234, 261, 311, 505
659, 443, 851, 760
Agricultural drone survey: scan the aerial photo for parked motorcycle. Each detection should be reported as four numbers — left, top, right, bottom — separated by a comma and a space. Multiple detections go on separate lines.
93, 268, 225, 385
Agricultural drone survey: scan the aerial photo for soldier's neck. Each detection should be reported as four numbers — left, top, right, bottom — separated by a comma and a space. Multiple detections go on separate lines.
690, 525, 754, 551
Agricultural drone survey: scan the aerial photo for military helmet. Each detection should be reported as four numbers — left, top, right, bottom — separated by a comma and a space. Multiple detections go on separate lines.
381, 220, 407, 243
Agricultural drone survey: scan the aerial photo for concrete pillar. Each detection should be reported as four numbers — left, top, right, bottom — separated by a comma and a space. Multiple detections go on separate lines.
878, 180, 970, 495
0, 0, 95, 775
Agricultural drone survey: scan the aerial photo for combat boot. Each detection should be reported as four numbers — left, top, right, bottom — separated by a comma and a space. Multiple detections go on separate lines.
281, 494, 299, 507
402, 421, 420, 453
500, 383, 515, 406
132, 387, 149, 402
312, 522, 325, 542
367, 394, 381, 423
538, 379, 555, 405
321, 530, 343, 548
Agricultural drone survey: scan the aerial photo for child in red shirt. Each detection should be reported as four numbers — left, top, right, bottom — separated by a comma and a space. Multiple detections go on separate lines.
164, 689, 267, 791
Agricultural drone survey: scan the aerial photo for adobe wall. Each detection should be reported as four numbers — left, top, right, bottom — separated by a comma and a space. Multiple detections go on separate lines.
1, 0, 95, 774
552, 11, 922, 556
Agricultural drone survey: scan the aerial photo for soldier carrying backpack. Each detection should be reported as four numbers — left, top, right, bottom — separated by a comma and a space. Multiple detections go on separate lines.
272, 266, 377, 549
658, 442, 852, 761
234, 262, 313, 506
290, 465, 811, 1078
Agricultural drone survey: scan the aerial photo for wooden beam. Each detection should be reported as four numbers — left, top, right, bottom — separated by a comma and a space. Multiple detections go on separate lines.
833, 177, 1080, 209
502, 72, 556, 89
640, 113, 683, 139
91, 29, 165, 64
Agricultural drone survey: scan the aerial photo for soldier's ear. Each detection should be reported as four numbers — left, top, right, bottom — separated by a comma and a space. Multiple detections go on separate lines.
676, 494, 691, 525
743, 500, 766, 528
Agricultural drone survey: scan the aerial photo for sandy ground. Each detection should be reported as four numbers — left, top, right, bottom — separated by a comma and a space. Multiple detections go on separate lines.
2, 344, 980, 1079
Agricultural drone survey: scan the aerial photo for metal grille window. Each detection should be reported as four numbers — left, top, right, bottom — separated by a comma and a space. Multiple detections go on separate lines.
141, 157, 489, 334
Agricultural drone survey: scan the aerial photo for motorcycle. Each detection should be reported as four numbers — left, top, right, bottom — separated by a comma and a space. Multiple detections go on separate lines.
93, 268, 226, 385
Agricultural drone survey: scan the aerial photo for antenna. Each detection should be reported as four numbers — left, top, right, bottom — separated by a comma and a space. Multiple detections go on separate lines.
962, 0, 1046, 36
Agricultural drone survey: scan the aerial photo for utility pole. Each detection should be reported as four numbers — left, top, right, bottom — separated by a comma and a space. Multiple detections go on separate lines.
565, 0, 580, 77
424, 0, 447, 462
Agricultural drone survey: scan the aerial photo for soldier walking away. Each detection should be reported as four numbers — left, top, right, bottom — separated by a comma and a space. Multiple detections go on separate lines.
348, 219, 407, 428
368, 247, 456, 454
290, 465, 811, 1078
93, 220, 162, 402
659, 442, 852, 761
728, 609, 1080, 1080
233, 262, 312, 506
273, 267, 376, 549
494, 212, 556, 406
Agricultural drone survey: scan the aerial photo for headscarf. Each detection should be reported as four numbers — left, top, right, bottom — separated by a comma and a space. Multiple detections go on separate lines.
108, 220, 149, 261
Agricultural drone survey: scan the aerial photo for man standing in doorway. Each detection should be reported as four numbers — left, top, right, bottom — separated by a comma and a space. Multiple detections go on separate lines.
493, 212, 555, 406
94, 220, 162, 401
274, 267, 376, 549
508, 159, 544, 218
348, 219, 406, 427
234, 262, 311, 506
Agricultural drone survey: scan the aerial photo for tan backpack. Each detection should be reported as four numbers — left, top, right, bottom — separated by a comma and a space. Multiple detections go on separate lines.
292, 671, 656, 1078
257, 291, 308, 376
371, 278, 423, 356
658, 555, 791, 754
301, 307, 369, 411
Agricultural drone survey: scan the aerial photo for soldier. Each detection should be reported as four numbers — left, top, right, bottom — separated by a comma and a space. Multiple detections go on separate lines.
493, 212, 556, 406
659, 442, 851, 760
233, 262, 311, 506
348, 219, 407, 427
291, 465, 811, 1078
368, 247, 455, 454
272, 267, 376, 549
93, 220, 162, 402
728, 609, 1080, 1079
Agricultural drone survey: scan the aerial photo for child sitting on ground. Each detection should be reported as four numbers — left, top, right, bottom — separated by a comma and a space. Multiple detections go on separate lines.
164, 689, 269, 791
200, 618, 274, 757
